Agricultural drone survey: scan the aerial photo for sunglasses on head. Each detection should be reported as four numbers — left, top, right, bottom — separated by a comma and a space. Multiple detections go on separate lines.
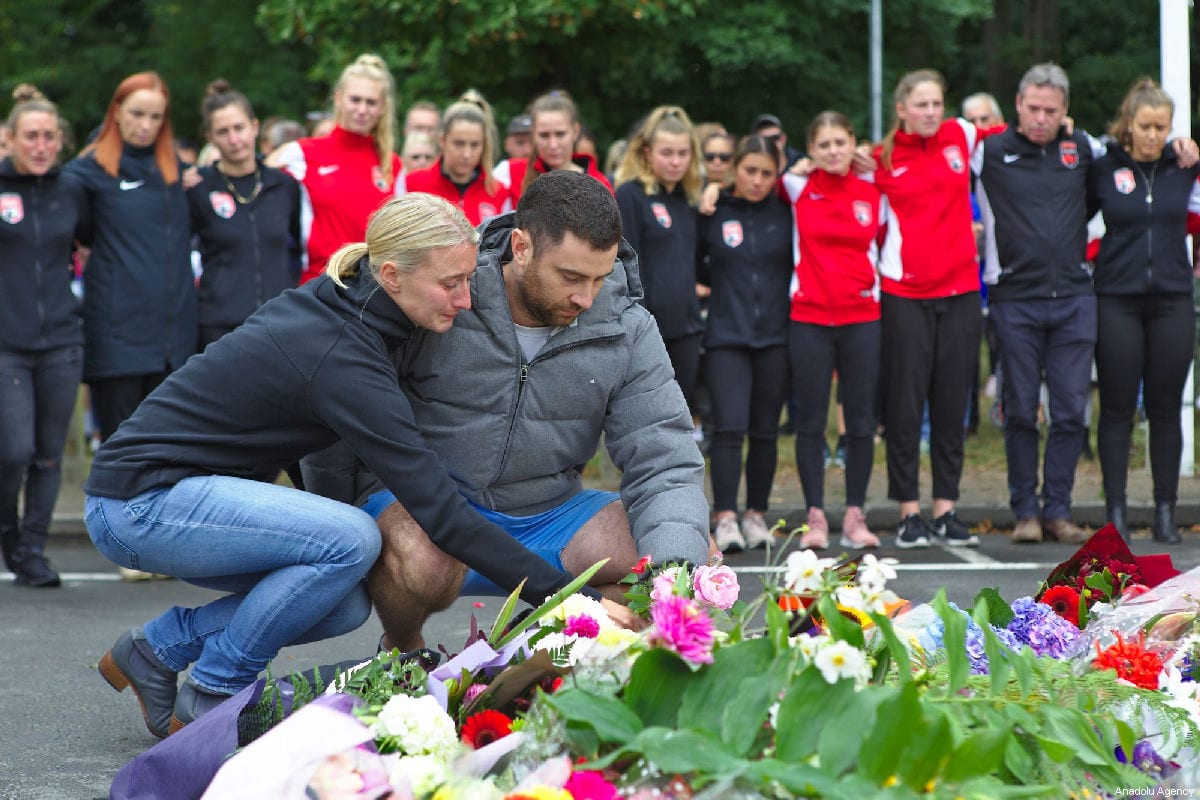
704, 152, 732, 162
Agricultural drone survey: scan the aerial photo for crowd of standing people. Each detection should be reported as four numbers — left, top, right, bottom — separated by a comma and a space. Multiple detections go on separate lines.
2, 51, 1199, 736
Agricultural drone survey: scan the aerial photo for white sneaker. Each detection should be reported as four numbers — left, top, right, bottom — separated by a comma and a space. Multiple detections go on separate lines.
741, 514, 774, 549
714, 517, 745, 552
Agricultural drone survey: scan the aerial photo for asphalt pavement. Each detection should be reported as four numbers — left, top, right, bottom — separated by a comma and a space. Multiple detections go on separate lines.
3, 529, 1199, 800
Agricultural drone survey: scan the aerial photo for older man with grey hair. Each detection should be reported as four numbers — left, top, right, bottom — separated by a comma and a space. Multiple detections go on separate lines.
970, 63, 1099, 545
961, 92, 1004, 127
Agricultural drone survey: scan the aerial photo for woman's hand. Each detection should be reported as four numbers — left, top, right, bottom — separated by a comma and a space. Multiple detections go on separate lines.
1172, 137, 1200, 168
698, 182, 721, 215
851, 145, 877, 175
601, 597, 646, 631
787, 157, 814, 177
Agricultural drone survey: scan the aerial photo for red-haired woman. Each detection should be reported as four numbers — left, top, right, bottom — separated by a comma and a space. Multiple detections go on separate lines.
63, 71, 196, 442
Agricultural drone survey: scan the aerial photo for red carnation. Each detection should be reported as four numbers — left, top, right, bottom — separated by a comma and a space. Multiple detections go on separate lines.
460, 709, 513, 749
1040, 584, 1082, 627
631, 555, 653, 575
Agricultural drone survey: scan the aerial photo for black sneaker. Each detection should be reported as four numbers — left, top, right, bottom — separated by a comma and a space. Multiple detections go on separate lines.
932, 510, 979, 548
12, 553, 61, 587
895, 514, 932, 549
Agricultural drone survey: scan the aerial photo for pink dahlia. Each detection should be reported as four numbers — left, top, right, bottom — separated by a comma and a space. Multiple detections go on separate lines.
564, 614, 601, 639
649, 595, 715, 665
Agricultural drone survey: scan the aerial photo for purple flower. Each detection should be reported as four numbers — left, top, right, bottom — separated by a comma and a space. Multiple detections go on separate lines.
1006, 596, 1081, 659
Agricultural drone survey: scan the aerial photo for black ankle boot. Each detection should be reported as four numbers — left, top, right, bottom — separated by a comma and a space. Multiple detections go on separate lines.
1152, 502, 1182, 544
1106, 501, 1129, 543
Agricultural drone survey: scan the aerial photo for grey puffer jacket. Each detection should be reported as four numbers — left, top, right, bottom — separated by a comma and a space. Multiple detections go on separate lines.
399, 212, 710, 566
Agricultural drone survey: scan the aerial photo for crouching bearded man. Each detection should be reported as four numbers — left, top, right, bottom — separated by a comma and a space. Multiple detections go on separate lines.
304, 170, 716, 651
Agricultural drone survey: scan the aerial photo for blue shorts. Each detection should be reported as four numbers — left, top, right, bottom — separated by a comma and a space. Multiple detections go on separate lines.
360, 488, 620, 596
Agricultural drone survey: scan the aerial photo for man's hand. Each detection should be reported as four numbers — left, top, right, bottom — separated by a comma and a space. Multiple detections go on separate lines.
182, 165, 202, 190
601, 597, 646, 631
787, 157, 814, 177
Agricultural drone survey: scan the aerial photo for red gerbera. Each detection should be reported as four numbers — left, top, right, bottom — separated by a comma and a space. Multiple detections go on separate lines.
1040, 584, 1082, 627
1092, 632, 1164, 690
460, 709, 513, 748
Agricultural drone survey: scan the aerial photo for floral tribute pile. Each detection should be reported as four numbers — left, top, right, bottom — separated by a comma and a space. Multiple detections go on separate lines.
127, 527, 1199, 800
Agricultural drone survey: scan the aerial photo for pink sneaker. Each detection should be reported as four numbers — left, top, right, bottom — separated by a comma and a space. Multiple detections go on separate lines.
799, 507, 829, 550
840, 506, 880, 549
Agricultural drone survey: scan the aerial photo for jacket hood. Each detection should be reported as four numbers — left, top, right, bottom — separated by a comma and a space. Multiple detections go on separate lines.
315, 259, 414, 346
477, 211, 644, 305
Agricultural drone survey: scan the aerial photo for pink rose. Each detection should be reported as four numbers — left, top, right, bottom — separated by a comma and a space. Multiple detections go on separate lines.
650, 567, 682, 603
692, 564, 740, 610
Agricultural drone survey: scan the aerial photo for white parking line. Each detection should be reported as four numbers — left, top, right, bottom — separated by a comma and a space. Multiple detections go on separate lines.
3, 571, 123, 582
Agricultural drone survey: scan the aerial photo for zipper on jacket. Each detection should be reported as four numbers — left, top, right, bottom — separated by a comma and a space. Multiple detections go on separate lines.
33, 179, 47, 343
1144, 172, 1154, 289
250, 205, 264, 306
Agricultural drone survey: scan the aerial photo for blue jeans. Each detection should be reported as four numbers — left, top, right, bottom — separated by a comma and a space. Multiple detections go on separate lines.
85, 475, 380, 694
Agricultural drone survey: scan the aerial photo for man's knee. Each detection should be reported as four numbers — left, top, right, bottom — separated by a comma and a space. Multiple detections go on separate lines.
562, 501, 639, 583
371, 502, 464, 605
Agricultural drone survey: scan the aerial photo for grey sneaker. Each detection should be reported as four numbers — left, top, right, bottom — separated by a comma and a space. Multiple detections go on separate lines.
99, 628, 179, 738
714, 517, 746, 552
741, 514, 774, 549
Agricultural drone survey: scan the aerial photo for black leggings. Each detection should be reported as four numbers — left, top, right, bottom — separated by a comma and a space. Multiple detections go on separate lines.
90, 371, 169, 441
1096, 293, 1195, 505
705, 345, 789, 512
789, 320, 881, 509
664, 333, 703, 411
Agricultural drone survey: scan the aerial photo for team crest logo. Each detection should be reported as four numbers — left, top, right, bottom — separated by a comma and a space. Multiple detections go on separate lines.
1113, 168, 1136, 195
477, 203, 497, 220
0, 193, 23, 224
209, 191, 236, 219
722, 220, 743, 247
852, 200, 873, 226
651, 202, 672, 228
371, 165, 388, 192
942, 145, 965, 173
1059, 141, 1079, 169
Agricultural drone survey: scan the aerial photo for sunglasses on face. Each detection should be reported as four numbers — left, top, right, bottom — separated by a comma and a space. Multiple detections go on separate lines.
704, 152, 732, 162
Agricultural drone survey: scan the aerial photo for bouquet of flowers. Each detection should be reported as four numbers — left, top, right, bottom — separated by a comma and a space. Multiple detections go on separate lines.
166, 535, 1199, 799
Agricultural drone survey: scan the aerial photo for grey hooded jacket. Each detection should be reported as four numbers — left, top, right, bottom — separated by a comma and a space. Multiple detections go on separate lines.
397, 213, 710, 566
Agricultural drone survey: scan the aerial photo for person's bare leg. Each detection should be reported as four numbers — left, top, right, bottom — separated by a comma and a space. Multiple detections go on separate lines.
368, 502, 465, 651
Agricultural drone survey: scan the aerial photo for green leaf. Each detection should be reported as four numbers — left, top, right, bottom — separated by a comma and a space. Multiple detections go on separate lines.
774, 666, 856, 762
1010, 646, 1037, 700
943, 728, 1010, 783
493, 559, 606, 648
1003, 731, 1037, 784
633, 727, 744, 775
719, 676, 774, 757
763, 591, 793, 651
819, 684, 886, 776
1039, 705, 1113, 766
867, 611, 911, 684
931, 590, 968, 694
817, 593, 865, 649
677, 636, 775, 737
623, 648, 693, 729
857, 682, 918, 782
540, 686, 643, 744
973, 599, 1013, 696
970, 587, 1014, 627
1034, 734, 1077, 763
743, 758, 842, 797
897, 707, 952, 790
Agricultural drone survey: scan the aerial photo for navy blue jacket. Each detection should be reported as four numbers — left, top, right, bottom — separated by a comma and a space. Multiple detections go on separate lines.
1088, 145, 1200, 296
0, 158, 89, 351
616, 181, 703, 340
62, 144, 196, 380
188, 161, 300, 329
697, 190, 793, 350
84, 267, 582, 605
